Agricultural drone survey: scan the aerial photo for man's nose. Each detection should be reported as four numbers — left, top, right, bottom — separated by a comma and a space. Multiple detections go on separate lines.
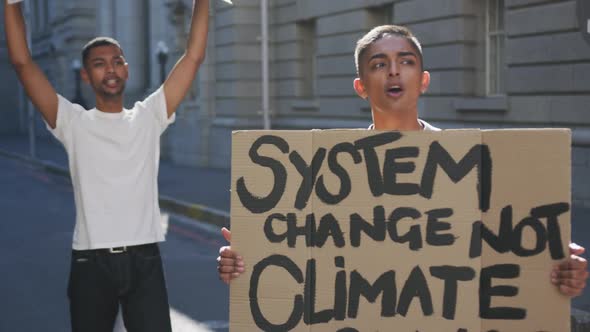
389, 63, 400, 77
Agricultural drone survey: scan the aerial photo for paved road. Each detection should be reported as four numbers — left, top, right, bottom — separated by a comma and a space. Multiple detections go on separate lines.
0, 156, 229, 331
2, 150, 590, 331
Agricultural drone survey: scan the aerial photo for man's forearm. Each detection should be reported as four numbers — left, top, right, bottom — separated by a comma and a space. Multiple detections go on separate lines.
185, 0, 209, 63
4, 2, 32, 67
158, 0, 211, 114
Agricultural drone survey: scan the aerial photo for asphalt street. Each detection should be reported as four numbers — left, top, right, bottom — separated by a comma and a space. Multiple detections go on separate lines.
0, 156, 229, 331
2, 148, 590, 331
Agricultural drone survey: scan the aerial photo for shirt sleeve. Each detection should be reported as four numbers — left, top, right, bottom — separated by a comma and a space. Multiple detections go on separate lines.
137, 87, 176, 134
44, 94, 84, 145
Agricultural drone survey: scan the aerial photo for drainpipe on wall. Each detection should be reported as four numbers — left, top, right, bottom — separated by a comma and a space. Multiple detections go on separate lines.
261, 0, 270, 130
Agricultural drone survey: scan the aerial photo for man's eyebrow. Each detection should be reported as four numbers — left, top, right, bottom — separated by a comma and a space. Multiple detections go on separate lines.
367, 51, 417, 62
398, 51, 417, 58
367, 53, 387, 62
90, 55, 124, 62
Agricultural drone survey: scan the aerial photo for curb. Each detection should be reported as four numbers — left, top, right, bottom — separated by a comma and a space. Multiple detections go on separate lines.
0, 148, 230, 228
573, 308, 590, 331
159, 195, 230, 228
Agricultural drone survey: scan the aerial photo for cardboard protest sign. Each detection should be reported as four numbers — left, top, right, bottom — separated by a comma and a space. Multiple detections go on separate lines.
230, 129, 571, 332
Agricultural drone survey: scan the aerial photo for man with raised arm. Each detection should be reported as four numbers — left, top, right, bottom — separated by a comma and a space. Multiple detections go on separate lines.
4, 0, 208, 330
217, 25, 589, 299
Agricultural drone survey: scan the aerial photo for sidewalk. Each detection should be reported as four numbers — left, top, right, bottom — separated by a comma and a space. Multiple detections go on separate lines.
0, 134, 230, 228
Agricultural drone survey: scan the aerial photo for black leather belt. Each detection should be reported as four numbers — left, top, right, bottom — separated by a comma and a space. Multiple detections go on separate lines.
76, 243, 156, 254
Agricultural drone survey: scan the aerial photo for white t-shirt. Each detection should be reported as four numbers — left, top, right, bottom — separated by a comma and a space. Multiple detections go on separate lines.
46, 88, 175, 250
418, 119, 440, 131
368, 119, 441, 131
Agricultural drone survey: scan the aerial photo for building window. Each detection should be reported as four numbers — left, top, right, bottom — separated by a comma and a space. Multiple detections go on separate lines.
368, 4, 393, 26
486, 0, 506, 95
298, 19, 317, 98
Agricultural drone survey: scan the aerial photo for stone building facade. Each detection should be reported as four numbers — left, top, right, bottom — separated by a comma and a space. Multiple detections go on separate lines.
1, 0, 589, 206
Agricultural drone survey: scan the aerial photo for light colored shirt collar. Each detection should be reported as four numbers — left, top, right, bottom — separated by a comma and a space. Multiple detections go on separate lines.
368, 119, 440, 131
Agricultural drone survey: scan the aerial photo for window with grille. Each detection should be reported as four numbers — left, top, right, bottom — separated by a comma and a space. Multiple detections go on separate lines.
368, 4, 393, 26
486, 0, 506, 95
298, 19, 317, 98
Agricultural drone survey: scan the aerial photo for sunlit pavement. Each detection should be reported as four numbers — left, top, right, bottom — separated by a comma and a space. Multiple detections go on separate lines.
113, 307, 229, 332
0, 157, 229, 331
2, 139, 590, 330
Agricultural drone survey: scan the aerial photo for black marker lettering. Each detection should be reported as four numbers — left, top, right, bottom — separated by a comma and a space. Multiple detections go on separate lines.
290, 148, 326, 210
421, 142, 492, 212
350, 206, 386, 247
304, 259, 333, 324
382, 147, 420, 195
354, 132, 403, 197
387, 207, 422, 250
348, 270, 397, 318
316, 142, 362, 205
315, 213, 346, 248
250, 255, 304, 330
479, 264, 526, 320
236, 135, 289, 214
530, 202, 569, 259
430, 266, 476, 320
425, 208, 455, 247
397, 266, 434, 317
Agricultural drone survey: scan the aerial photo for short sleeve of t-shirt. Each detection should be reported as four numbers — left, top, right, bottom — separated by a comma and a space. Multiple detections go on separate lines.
45, 95, 85, 145
134, 87, 176, 134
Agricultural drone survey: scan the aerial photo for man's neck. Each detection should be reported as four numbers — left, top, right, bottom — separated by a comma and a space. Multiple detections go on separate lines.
95, 96, 124, 113
372, 109, 422, 131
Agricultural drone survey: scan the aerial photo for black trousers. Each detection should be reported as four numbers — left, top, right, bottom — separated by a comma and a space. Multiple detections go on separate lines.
68, 243, 172, 332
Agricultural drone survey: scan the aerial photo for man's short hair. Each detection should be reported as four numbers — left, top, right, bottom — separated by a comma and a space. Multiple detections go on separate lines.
81, 37, 124, 66
354, 25, 424, 75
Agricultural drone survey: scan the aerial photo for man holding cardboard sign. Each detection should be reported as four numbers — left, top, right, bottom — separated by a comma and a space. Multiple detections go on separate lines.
4, 0, 209, 330
218, 26, 588, 331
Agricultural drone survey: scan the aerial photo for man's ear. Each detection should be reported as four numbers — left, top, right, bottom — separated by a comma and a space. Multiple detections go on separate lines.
80, 67, 90, 84
420, 71, 430, 94
354, 78, 368, 99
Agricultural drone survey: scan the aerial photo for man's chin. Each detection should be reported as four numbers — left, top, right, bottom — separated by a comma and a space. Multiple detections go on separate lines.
96, 87, 125, 99
373, 101, 407, 114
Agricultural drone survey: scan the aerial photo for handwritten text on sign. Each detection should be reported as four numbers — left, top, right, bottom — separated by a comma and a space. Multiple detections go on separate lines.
230, 130, 571, 332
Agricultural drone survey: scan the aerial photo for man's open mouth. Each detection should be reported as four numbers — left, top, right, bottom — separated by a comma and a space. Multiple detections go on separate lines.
104, 79, 120, 88
386, 85, 403, 96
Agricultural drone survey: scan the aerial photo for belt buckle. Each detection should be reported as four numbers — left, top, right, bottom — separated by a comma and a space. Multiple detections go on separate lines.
109, 246, 126, 254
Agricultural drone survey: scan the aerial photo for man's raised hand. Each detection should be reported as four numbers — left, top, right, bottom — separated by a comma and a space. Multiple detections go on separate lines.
217, 227, 245, 285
